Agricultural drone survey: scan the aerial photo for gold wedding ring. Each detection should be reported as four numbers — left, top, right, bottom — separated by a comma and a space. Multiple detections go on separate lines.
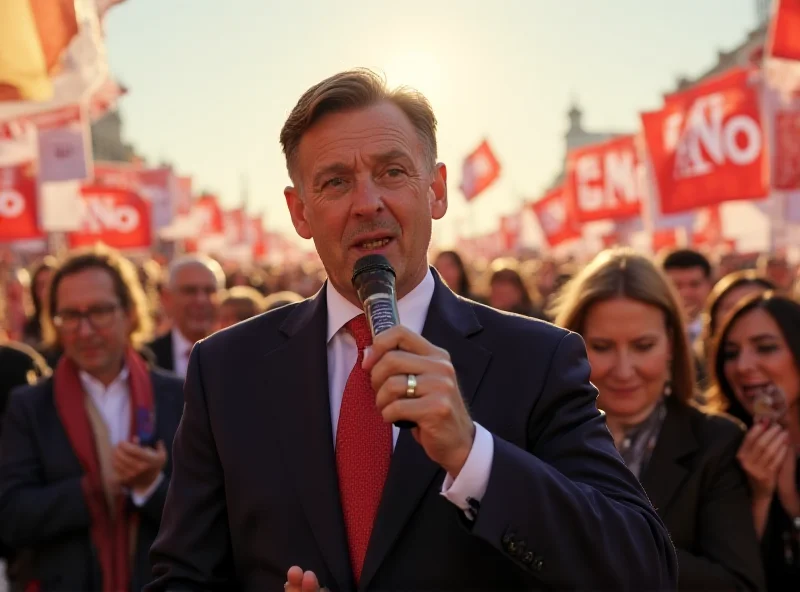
406, 374, 418, 398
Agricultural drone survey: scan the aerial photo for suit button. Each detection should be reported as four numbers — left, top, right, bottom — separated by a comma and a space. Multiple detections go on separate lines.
523, 551, 534, 564
533, 556, 544, 572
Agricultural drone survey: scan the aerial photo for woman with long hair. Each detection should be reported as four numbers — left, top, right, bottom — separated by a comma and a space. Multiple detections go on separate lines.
552, 248, 764, 590
710, 292, 800, 590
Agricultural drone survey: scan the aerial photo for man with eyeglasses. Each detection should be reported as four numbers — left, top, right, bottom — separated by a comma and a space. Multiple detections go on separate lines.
148, 254, 225, 377
0, 246, 184, 592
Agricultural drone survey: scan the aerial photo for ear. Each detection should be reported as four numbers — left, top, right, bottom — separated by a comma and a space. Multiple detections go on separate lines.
429, 163, 448, 221
284, 186, 313, 240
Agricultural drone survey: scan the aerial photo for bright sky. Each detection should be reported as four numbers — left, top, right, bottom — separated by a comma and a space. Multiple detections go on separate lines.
104, 0, 760, 249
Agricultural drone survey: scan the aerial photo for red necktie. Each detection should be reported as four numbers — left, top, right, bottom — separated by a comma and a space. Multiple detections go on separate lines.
336, 314, 392, 583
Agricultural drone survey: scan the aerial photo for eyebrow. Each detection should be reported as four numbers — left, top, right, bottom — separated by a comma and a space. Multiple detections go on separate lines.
750, 334, 779, 342
311, 149, 416, 189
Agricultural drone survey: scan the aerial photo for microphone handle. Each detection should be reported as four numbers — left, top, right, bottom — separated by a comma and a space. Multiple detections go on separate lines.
363, 293, 417, 430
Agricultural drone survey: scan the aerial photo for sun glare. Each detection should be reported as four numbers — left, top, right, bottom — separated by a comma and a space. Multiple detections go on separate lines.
383, 50, 445, 101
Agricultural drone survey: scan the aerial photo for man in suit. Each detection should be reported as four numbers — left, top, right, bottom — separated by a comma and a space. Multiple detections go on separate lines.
147, 254, 225, 377
149, 69, 678, 591
0, 246, 184, 592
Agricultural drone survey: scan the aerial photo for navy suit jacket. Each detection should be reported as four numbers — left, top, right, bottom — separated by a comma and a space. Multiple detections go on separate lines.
149, 273, 677, 591
0, 369, 184, 592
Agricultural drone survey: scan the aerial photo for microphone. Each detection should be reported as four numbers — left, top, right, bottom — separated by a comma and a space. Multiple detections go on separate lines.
352, 254, 416, 429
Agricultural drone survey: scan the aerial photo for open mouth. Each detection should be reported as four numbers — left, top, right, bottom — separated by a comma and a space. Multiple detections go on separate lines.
739, 382, 772, 400
354, 237, 393, 251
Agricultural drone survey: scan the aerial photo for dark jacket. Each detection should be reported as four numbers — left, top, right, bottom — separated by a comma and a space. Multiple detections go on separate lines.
641, 397, 765, 590
147, 332, 175, 374
0, 369, 184, 592
148, 273, 677, 591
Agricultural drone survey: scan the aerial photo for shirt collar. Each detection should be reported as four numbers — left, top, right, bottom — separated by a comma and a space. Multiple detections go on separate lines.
79, 365, 130, 396
171, 327, 194, 356
326, 268, 436, 343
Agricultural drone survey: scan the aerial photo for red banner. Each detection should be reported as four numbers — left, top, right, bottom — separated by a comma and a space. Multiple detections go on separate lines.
565, 135, 642, 222
769, 0, 800, 61
531, 186, 581, 247
652, 229, 680, 253
68, 186, 152, 250
641, 67, 767, 214
250, 216, 267, 260
192, 194, 224, 235
774, 109, 800, 189
460, 140, 501, 202
93, 161, 140, 189
0, 162, 44, 242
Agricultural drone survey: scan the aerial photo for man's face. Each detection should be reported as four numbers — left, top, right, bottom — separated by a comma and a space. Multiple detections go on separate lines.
55, 268, 133, 381
665, 266, 712, 320
284, 101, 448, 304
164, 264, 220, 342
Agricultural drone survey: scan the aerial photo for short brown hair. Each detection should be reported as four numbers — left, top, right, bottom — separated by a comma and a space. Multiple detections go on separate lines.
43, 245, 153, 350
551, 248, 696, 406
280, 68, 438, 180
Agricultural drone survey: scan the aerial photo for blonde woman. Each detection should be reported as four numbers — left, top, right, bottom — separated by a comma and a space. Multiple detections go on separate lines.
552, 249, 764, 591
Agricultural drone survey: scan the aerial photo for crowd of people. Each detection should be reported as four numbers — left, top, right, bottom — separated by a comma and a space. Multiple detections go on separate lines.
0, 242, 798, 590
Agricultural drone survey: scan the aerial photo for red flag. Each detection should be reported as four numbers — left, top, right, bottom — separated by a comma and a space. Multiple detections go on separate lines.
0, 162, 44, 241
68, 186, 152, 250
641, 67, 767, 214
652, 229, 681, 253
691, 205, 723, 246
774, 109, 800, 189
565, 135, 642, 222
531, 185, 581, 247
768, 0, 800, 61
460, 140, 501, 202
193, 194, 224, 234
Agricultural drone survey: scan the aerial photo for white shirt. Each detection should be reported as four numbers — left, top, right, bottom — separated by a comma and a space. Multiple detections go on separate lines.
325, 269, 494, 519
171, 328, 194, 378
78, 367, 163, 506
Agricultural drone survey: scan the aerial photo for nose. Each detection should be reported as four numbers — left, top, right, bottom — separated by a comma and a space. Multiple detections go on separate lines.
735, 347, 758, 375
612, 350, 636, 381
76, 316, 95, 337
351, 175, 384, 217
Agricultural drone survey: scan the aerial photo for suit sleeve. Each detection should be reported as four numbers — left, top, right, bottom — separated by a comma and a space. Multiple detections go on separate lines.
0, 388, 91, 547
673, 428, 765, 591
147, 342, 235, 591
470, 332, 678, 591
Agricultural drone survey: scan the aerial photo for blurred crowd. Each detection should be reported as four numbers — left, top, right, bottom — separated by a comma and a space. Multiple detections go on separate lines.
1, 244, 800, 591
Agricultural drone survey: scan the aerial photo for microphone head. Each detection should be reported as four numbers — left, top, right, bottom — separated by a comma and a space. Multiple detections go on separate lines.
351, 254, 395, 285
352, 254, 396, 304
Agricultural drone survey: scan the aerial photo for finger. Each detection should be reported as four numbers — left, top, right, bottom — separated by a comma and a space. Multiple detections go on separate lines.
375, 373, 456, 410
370, 350, 452, 393
118, 441, 158, 461
767, 441, 790, 474
285, 566, 304, 592
363, 325, 443, 371
302, 570, 320, 592
757, 430, 789, 466
740, 422, 766, 453
752, 425, 785, 461
382, 393, 456, 427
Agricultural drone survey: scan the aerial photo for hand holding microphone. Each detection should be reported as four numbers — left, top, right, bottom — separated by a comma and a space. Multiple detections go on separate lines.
352, 255, 476, 477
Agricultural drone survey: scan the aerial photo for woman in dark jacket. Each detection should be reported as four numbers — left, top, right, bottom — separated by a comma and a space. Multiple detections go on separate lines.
552, 248, 764, 590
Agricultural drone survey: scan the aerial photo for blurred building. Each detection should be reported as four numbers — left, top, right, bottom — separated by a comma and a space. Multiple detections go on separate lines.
91, 109, 138, 162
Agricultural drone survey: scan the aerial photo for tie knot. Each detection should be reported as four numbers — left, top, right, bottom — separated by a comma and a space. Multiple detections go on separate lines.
345, 315, 372, 350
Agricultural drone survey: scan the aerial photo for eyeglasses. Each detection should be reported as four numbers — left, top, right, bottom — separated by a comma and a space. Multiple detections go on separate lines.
53, 303, 121, 332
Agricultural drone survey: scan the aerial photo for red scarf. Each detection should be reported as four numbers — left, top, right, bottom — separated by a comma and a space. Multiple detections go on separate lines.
53, 347, 154, 592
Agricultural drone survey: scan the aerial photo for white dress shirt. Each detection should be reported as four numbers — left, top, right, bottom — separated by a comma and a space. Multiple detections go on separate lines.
78, 367, 163, 506
326, 269, 494, 519
171, 328, 194, 378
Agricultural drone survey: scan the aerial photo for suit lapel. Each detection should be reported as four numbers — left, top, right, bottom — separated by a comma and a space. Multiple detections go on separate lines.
639, 401, 698, 515
268, 288, 354, 592
359, 274, 492, 591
